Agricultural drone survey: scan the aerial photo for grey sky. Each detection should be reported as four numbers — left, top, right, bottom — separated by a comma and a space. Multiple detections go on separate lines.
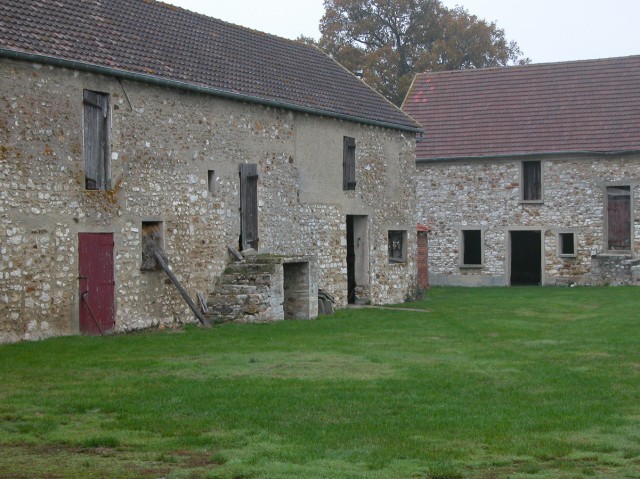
166, 0, 639, 64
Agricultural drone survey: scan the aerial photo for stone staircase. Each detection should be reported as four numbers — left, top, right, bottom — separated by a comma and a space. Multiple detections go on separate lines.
205, 255, 317, 324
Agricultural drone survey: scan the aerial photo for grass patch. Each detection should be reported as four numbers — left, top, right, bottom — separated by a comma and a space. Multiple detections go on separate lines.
1, 287, 640, 478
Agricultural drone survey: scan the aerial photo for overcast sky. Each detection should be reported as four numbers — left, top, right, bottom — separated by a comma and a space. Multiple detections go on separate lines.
165, 0, 639, 64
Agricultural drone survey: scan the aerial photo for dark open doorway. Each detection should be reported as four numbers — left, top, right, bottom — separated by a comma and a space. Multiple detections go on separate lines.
346, 215, 369, 304
510, 230, 542, 285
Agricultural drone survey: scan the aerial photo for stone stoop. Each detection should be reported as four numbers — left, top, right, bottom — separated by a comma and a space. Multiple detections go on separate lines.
205, 255, 318, 324
591, 254, 640, 285
206, 261, 281, 324
627, 258, 640, 284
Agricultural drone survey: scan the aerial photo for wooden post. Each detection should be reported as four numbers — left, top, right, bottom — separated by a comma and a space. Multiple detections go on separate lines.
154, 250, 209, 326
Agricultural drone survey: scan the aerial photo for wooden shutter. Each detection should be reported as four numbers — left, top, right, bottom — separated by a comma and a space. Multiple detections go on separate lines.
239, 163, 259, 251
343, 137, 356, 190
83, 90, 109, 190
607, 186, 631, 250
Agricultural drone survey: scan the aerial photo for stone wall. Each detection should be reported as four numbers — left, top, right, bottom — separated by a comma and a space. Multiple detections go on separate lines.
0, 57, 417, 342
417, 154, 640, 286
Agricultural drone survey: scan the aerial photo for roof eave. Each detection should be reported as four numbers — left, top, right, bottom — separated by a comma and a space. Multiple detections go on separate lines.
416, 149, 640, 163
1, 48, 423, 134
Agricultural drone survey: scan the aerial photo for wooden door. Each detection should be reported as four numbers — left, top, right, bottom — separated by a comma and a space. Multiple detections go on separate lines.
607, 186, 631, 250
78, 233, 115, 334
239, 163, 259, 251
417, 230, 429, 289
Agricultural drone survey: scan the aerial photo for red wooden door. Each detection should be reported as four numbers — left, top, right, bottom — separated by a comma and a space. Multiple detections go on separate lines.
78, 233, 115, 334
417, 230, 429, 289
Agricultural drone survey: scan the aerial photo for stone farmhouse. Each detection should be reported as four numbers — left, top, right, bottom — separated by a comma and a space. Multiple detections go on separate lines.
403, 56, 640, 287
0, 0, 421, 342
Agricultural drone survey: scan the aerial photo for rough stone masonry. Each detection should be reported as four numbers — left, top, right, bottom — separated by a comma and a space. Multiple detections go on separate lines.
0, 58, 418, 342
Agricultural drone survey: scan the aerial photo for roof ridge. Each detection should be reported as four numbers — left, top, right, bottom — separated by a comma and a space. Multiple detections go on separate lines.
0, 0, 420, 131
144, 0, 322, 53
415, 54, 640, 78
404, 54, 640, 158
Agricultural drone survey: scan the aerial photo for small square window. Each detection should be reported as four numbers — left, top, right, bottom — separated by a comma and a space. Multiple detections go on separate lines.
388, 230, 407, 263
141, 221, 164, 271
559, 232, 576, 257
461, 229, 482, 266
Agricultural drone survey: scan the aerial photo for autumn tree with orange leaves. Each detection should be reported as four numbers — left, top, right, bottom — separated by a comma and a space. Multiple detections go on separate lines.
318, 0, 527, 105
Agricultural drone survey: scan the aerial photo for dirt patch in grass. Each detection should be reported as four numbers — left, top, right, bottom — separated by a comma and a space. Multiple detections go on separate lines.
0, 443, 223, 478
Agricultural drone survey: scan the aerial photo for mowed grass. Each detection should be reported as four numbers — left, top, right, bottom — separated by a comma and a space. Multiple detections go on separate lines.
1, 287, 640, 479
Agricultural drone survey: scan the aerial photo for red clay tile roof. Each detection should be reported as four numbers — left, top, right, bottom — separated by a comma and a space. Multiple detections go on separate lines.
0, 0, 419, 132
403, 56, 640, 159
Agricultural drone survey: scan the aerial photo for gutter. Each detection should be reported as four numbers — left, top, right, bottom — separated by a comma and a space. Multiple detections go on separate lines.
416, 149, 640, 164
1, 48, 423, 134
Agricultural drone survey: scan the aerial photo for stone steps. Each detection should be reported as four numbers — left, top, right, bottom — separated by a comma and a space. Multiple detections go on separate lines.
205, 254, 317, 324
205, 260, 280, 323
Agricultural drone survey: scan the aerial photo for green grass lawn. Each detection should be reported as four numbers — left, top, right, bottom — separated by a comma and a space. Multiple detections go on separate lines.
1, 287, 640, 479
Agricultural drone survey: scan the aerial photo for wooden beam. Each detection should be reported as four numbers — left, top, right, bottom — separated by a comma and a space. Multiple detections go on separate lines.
154, 250, 209, 326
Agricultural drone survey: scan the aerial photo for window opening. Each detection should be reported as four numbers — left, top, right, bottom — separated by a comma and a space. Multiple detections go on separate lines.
207, 170, 215, 193
559, 232, 575, 256
388, 230, 407, 263
462, 230, 482, 266
83, 90, 110, 190
522, 160, 541, 201
343, 136, 356, 190
141, 221, 165, 271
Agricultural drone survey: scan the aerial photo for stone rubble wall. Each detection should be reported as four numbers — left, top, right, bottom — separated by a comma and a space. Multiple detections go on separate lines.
417, 155, 640, 286
0, 57, 417, 342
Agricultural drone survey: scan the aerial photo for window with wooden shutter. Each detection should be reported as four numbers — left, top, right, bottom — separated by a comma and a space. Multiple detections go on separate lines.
522, 160, 541, 201
343, 136, 356, 190
607, 186, 631, 250
239, 163, 259, 251
83, 90, 110, 190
